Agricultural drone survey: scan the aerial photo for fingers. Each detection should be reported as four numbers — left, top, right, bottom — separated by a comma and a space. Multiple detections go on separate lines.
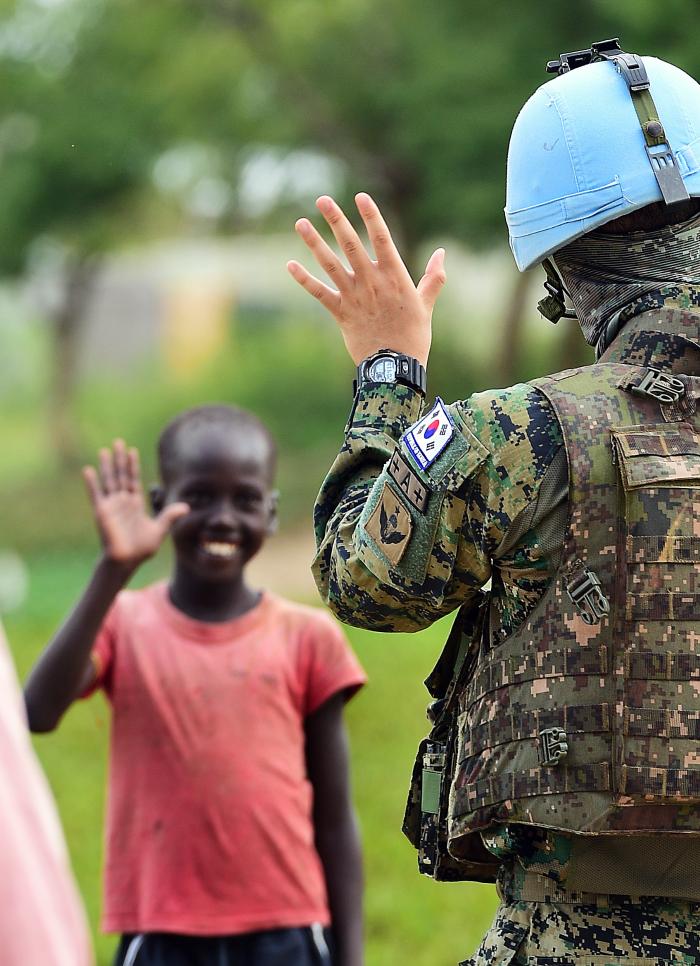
354, 192, 403, 268
98, 447, 117, 494
416, 248, 447, 311
95, 441, 138, 495
113, 439, 128, 490
286, 260, 342, 314
81, 466, 101, 508
294, 218, 350, 288
127, 447, 141, 494
315, 196, 372, 274
158, 502, 190, 532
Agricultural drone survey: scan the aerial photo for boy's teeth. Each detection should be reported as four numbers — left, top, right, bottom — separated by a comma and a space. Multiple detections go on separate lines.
202, 541, 238, 558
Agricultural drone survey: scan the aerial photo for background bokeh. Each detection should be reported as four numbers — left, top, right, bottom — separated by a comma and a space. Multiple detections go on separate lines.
1, 2, 699, 963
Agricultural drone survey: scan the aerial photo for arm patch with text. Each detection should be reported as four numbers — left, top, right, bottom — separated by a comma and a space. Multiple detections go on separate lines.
355, 401, 490, 603
387, 449, 430, 513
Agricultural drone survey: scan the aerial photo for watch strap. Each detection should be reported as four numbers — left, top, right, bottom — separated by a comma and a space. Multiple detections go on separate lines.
355, 350, 427, 395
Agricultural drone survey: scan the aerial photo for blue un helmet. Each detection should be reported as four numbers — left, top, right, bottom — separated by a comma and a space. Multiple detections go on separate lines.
505, 39, 700, 320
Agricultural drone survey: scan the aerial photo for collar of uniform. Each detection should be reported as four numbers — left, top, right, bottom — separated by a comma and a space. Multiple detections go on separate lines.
597, 284, 700, 374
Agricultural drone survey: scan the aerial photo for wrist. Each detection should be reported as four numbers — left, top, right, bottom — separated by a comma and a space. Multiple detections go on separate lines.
96, 554, 141, 583
355, 349, 427, 396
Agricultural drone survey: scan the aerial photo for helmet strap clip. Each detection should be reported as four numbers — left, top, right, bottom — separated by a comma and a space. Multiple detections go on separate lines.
537, 258, 577, 323
547, 38, 690, 207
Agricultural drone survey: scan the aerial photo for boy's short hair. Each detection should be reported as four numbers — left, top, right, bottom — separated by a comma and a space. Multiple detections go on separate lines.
158, 404, 277, 483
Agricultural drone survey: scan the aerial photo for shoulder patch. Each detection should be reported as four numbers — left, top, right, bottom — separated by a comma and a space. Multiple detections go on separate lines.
388, 448, 430, 513
403, 397, 453, 470
365, 482, 413, 565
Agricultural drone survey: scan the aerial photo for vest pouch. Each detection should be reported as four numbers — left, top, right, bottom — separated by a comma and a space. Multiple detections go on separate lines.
403, 733, 498, 882
403, 599, 499, 881
612, 422, 700, 805
402, 735, 470, 880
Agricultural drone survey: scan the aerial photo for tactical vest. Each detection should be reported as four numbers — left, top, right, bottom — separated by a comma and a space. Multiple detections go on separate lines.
406, 360, 700, 882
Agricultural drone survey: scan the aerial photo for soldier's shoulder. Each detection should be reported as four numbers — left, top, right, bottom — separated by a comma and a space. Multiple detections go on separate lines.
453, 382, 564, 468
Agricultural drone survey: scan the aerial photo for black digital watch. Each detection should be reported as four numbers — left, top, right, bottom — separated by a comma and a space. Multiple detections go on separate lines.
354, 349, 427, 396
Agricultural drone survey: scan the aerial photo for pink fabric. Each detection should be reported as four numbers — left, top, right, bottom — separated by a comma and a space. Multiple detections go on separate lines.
0, 622, 92, 966
89, 584, 366, 935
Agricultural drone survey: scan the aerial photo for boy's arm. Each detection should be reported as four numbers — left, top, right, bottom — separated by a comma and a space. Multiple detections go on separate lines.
24, 440, 187, 733
25, 556, 136, 732
305, 691, 364, 966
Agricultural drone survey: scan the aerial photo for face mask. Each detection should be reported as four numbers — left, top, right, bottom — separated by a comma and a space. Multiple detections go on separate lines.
552, 211, 700, 351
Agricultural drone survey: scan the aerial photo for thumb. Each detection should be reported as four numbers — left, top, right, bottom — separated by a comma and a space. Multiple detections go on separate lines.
157, 502, 190, 532
417, 248, 446, 310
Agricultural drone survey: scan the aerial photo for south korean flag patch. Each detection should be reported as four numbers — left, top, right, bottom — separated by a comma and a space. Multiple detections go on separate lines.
403, 397, 454, 471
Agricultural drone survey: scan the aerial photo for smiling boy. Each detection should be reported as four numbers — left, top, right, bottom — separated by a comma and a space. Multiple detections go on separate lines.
25, 404, 366, 966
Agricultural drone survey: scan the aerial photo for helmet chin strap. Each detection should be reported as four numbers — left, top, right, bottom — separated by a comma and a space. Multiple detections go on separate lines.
537, 258, 578, 323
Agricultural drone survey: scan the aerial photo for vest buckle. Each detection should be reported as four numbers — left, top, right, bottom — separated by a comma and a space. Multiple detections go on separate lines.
566, 564, 610, 625
632, 367, 685, 404
538, 727, 569, 767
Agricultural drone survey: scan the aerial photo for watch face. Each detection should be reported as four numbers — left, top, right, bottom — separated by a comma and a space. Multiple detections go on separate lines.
368, 356, 397, 382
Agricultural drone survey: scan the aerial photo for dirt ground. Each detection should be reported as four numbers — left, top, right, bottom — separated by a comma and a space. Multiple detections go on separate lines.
247, 526, 319, 603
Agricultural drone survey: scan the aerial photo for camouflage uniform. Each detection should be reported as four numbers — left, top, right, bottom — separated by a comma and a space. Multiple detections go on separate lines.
313, 287, 700, 964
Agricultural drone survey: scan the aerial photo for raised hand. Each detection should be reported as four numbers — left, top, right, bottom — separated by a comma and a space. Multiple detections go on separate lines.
287, 192, 446, 366
82, 440, 188, 568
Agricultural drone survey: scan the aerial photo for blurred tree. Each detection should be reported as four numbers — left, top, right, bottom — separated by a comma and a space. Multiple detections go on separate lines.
0, 0, 209, 465
1, 0, 699, 443
188, 0, 700, 380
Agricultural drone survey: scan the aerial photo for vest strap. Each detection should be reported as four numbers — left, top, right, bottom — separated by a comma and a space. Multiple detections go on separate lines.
627, 534, 700, 563
465, 762, 610, 810
625, 706, 700, 739
465, 645, 608, 707
622, 765, 700, 799
627, 650, 700, 681
463, 703, 611, 757
628, 592, 700, 621
498, 865, 613, 905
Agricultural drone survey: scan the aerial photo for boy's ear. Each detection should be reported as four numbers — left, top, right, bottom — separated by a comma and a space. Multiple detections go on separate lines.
267, 490, 280, 535
149, 484, 165, 516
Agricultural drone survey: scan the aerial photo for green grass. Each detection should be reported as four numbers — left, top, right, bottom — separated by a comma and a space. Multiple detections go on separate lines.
5, 553, 497, 966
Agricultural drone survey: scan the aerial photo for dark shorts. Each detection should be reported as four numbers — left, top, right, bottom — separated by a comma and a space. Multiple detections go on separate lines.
114, 926, 333, 966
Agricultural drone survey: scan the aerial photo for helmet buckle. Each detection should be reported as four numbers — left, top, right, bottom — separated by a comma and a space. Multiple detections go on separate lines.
631, 367, 686, 404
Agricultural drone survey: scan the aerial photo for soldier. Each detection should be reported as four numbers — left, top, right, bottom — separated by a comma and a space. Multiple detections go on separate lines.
288, 40, 700, 965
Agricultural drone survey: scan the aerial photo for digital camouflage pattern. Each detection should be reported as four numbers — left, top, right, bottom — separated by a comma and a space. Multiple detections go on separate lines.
462, 867, 700, 965
450, 348, 700, 844
312, 288, 700, 933
313, 378, 565, 635
552, 204, 700, 349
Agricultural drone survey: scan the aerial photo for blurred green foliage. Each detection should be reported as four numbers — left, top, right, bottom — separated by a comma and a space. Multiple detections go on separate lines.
1, 0, 699, 269
0, 313, 570, 556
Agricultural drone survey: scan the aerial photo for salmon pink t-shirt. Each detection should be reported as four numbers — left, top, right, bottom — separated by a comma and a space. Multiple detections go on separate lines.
88, 584, 366, 935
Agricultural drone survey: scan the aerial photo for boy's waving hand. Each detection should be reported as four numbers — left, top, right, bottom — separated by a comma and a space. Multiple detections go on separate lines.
82, 439, 188, 567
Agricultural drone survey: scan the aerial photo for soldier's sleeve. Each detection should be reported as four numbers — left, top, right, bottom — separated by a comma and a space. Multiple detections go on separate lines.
313, 381, 564, 632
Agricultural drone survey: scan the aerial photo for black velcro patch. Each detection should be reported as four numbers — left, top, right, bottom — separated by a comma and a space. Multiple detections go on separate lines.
388, 448, 430, 513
